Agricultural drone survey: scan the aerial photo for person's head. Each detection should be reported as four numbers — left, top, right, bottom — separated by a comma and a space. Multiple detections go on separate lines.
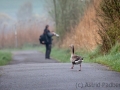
45, 25, 49, 30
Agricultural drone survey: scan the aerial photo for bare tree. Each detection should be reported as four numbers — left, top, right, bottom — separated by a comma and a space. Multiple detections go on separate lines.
48, 0, 91, 39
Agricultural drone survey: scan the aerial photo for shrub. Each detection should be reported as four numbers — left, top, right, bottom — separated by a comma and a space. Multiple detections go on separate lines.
96, 0, 120, 53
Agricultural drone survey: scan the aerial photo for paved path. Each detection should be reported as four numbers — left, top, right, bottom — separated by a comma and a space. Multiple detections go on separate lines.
10, 51, 58, 64
0, 51, 120, 90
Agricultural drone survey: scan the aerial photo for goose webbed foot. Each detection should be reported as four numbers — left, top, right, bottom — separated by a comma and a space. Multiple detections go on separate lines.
79, 64, 81, 71
71, 67, 74, 69
71, 64, 74, 69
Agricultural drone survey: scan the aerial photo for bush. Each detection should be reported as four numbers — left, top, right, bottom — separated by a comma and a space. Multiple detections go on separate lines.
96, 0, 120, 53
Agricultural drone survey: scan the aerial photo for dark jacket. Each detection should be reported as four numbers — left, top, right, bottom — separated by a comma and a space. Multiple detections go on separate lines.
44, 29, 54, 44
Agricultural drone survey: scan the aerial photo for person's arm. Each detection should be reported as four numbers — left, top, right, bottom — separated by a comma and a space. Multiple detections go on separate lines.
48, 30, 59, 37
52, 32, 59, 37
47, 32, 54, 37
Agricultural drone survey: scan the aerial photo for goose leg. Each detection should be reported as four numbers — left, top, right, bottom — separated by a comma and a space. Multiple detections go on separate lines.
71, 64, 74, 69
79, 64, 81, 71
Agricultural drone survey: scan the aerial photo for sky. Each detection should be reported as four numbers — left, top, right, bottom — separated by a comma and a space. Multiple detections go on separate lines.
0, 0, 47, 19
0, 0, 54, 32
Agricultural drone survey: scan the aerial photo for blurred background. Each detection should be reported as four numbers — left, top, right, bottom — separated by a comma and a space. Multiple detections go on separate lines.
1, 0, 117, 52
0, 0, 54, 48
0, 0, 94, 50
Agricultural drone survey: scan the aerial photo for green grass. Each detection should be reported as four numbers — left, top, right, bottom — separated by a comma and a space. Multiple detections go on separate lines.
83, 44, 120, 72
92, 54, 120, 72
51, 47, 71, 63
0, 51, 12, 66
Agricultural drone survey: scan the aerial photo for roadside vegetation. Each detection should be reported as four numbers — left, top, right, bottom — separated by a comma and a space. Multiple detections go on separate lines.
0, 51, 12, 66
96, 0, 120, 53
86, 43, 120, 72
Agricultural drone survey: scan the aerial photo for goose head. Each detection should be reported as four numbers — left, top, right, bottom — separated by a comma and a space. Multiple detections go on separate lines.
69, 44, 74, 48
69, 44, 74, 55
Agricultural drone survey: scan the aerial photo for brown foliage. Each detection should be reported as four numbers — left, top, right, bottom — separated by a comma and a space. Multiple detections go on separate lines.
0, 21, 42, 49
61, 0, 101, 51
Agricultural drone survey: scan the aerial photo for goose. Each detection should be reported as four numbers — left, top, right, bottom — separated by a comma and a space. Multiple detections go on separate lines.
70, 44, 83, 71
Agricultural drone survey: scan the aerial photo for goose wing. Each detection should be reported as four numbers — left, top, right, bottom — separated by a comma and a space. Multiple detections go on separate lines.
72, 55, 83, 62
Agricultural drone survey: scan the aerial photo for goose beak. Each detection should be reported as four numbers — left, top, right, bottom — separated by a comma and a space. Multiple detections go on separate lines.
69, 45, 71, 47
69, 44, 73, 48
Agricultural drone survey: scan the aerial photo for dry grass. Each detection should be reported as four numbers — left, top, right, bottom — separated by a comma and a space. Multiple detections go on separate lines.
0, 21, 43, 48
61, 0, 101, 51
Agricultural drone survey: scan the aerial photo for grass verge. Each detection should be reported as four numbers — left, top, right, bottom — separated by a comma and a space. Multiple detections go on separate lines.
91, 44, 120, 72
0, 51, 12, 66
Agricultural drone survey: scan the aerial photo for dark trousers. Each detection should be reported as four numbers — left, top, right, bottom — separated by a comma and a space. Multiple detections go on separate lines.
45, 44, 51, 59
